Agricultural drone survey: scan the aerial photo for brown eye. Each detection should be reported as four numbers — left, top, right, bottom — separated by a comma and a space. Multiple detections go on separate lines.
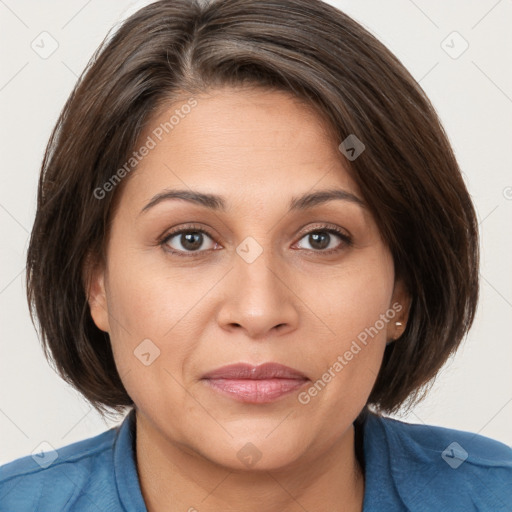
296, 228, 351, 252
162, 229, 217, 254
307, 232, 331, 250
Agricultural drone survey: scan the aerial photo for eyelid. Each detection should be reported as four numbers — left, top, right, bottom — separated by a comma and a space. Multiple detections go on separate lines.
295, 222, 351, 240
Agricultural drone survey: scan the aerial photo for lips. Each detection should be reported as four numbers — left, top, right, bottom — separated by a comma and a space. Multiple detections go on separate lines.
201, 363, 309, 404
202, 362, 307, 380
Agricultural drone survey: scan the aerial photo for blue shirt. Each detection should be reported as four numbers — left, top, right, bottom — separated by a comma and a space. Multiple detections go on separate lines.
1, 408, 511, 511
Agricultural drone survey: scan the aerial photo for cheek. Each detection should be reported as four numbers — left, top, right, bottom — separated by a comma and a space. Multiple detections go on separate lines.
103, 247, 223, 384
303, 245, 395, 342
295, 249, 395, 409
104, 233, 193, 332
103, 266, 197, 415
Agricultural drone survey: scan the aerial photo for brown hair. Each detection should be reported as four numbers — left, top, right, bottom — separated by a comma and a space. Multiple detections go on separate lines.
26, 0, 479, 415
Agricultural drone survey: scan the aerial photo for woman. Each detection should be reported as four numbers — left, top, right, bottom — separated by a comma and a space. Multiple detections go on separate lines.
1, 0, 510, 510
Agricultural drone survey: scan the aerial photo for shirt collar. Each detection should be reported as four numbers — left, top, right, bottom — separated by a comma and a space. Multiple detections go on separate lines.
360, 411, 406, 510
113, 408, 148, 512
360, 410, 512, 510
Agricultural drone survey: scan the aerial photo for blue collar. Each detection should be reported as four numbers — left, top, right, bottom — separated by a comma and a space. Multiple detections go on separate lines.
113, 409, 147, 511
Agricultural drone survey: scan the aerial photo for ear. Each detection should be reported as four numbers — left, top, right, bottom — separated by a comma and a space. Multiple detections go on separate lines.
83, 253, 110, 333
388, 278, 411, 342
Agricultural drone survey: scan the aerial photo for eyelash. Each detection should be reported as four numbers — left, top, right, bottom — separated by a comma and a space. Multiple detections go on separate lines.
159, 223, 352, 258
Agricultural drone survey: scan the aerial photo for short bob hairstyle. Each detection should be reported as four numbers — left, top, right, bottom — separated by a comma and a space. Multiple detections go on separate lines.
27, 0, 479, 416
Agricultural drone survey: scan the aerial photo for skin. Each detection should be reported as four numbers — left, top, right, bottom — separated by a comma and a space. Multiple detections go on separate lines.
87, 86, 410, 512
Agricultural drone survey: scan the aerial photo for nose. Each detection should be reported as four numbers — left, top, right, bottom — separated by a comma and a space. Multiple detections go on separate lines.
216, 245, 300, 340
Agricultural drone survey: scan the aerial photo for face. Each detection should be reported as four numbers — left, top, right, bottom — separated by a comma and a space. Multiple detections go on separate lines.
88, 86, 409, 471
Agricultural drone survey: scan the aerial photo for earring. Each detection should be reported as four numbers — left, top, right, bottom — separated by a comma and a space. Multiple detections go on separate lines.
386, 321, 404, 346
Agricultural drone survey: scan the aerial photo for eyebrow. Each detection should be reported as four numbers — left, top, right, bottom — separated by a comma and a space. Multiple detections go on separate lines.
140, 187, 366, 215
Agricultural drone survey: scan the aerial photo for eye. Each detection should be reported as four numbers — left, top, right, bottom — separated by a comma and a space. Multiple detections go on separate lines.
295, 226, 352, 253
161, 227, 219, 255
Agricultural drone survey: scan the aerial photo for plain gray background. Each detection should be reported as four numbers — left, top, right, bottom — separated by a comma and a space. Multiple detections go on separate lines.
1, 0, 511, 465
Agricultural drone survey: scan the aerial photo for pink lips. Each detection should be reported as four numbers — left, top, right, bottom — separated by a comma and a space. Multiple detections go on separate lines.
201, 363, 309, 404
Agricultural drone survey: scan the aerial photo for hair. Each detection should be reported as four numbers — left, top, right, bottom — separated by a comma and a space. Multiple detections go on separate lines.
26, 0, 479, 416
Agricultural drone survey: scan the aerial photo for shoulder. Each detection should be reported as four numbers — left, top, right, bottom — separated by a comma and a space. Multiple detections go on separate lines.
0, 426, 120, 512
367, 413, 512, 510
377, 413, 512, 464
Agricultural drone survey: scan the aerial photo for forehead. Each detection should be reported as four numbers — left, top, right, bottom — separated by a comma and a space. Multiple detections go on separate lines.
120, 87, 361, 211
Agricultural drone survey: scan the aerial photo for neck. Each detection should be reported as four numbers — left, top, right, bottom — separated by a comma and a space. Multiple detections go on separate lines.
134, 411, 365, 512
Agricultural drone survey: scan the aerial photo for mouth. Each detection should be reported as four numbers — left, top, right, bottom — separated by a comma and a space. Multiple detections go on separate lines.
201, 363, 309, 404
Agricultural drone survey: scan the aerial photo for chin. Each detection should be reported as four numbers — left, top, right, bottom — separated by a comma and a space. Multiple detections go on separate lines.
198, 430, 309, 473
